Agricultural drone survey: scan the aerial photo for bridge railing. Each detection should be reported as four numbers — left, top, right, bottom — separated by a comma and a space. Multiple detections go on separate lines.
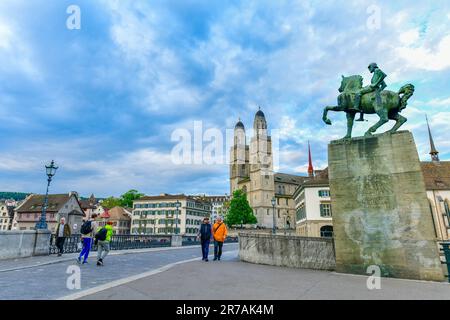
49, 234, 239, 254
440, 242, 450, 283
50, 234, 172, 254
181, 235, 239, 246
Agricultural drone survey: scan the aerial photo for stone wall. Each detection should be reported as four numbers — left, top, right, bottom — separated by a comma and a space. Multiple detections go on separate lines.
328, 131, 444, 281
0, 230, 51, 260
239, 232, 336, 270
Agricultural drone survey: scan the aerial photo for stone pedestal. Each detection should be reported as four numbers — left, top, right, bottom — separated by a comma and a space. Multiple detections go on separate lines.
328, 131, 444, 281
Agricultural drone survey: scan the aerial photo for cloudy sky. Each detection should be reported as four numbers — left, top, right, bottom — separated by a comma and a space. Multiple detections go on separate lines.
0, 0, 449, 197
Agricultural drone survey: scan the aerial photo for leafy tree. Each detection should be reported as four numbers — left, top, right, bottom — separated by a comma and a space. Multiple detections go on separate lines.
100, 196, 122, 209
225, 189, 257, 227
120, 189, 144, 208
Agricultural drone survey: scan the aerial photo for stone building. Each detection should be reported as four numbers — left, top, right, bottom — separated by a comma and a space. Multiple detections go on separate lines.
131, 194, 212, 236
79, 194, 105, 219
293, 169, 333, 238
230, 109, 309, 229
13, 192, 84, 234
0, 200, 16, 231
97, 206, 132, 235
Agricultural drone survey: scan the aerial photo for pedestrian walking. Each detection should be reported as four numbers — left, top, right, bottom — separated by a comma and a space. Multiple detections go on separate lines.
212, 216, 228, 261
77, 214, 98, 264
95, 221, 114, 266
55, 217, 71, 257
197, 217, 212, 262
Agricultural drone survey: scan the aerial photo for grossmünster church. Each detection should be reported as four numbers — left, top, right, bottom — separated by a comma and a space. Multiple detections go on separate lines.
230, 109, 317, 229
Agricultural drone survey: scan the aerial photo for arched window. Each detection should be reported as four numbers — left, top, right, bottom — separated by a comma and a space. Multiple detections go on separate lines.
320, 225, 333, 238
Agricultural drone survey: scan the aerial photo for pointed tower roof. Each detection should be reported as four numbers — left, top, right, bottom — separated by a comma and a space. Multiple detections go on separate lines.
308, 141, 314, 178
426, 115, 439, 162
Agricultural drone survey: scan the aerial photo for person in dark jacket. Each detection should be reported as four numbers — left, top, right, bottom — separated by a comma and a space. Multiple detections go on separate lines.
55, 217, 71, 256
197, 217, 212, 262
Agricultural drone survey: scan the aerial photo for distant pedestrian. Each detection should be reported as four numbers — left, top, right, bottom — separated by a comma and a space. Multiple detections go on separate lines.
95, 221, 114, 266
212, 217, 228, 261
197, 217, 212, 262
77, 214, 98, 264
55, 217, 71, 257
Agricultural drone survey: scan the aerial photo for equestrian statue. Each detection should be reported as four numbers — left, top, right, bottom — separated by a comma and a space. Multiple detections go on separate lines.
322, 63, 415, 139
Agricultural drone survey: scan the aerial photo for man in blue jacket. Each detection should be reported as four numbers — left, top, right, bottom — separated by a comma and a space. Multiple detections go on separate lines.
197, 217, 212, 262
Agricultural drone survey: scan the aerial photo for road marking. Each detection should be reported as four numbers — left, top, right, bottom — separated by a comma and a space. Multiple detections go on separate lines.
0, 243, 238, 273
58, 257, 201, 300
58, 250, 239, 300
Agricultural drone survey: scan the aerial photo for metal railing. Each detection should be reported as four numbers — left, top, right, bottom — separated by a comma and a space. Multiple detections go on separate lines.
440, 242, 450, 282
181, 235, 239, 246
50, 234, 172, 254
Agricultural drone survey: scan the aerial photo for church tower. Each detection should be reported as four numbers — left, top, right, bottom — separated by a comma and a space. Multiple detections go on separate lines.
426, 115, 440, 162
230, 119, 249, 193
249, 108, 275, 227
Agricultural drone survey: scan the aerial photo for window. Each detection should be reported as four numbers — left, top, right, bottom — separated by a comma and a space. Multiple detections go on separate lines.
320, 225, 333, 238
318, 190, 330, 197
296, 205, 306, 221
320, 203, 332, 217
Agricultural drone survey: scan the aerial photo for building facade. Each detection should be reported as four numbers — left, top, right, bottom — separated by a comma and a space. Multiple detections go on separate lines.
230, 109, 309, 229
293, 169, 333, 238
131, 194, 212, 236
13, 192, 84, 234
202, 195, 230, 222
79, 194, 105, 219
97, 206, 132, 235
0, 200, 16, 231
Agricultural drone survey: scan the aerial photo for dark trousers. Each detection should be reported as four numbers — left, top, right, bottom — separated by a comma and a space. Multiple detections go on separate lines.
201, 239, 210, 260
214, 240, 223, 259
56, 237, 66, 254
79, 238, 92, 262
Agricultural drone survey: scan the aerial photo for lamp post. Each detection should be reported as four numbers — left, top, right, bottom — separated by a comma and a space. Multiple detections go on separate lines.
35, 160, 58, 230
175, 200, 181, 235
271, 197, 276, 235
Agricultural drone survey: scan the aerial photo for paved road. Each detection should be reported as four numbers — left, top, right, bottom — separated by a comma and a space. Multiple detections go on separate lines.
1, 243, 449, 300
81, 254, 450, 300
0, 244, 237, 300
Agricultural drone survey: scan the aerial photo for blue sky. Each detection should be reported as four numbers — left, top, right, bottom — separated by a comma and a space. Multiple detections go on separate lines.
0, 0, 449, 197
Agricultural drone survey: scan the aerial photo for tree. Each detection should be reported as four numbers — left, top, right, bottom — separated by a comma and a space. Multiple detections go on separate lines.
120, 189, 144, 208
100, 190, 144, 209
100, 196, 121, 209
225, 189, 257, 227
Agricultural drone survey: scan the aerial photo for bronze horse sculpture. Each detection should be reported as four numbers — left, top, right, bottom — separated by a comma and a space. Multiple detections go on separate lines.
322, 75, 415, 139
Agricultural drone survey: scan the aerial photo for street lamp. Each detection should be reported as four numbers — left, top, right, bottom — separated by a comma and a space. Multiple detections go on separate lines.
175, 200, 181, 235
35, 160, 58, 230
271, 197, 276, 235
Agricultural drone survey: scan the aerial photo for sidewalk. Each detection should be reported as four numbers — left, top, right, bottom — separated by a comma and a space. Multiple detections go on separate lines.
0, 243, 236, 273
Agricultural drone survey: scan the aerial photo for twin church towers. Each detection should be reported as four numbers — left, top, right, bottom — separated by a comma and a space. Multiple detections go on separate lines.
230, 108, 308, 228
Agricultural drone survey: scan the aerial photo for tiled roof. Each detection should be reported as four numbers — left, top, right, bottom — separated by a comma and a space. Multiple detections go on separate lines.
138, 194, 188, 201
105, 207, 132, 221
274, 173, 309, 185
421, 161, 450, 190
17, 194, 72, 213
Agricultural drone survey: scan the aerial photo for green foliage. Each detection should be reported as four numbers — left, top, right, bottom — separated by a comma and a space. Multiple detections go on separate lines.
101, 190, 144, 209
225, 189, 257, 226
0, 192, 30, 201
120, 189, 144, 208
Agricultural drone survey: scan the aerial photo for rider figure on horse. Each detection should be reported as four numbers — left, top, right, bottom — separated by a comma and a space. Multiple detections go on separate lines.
352, 63, 387, 121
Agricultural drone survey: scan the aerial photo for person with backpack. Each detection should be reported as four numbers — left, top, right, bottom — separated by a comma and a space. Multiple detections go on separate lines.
212, 216, 228, 261
95, 221, 114, 266
77, 214, 98, 264
197, 217, 212, 262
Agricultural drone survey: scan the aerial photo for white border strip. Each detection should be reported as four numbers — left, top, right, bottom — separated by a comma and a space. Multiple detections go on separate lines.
58, 257, 201, 300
